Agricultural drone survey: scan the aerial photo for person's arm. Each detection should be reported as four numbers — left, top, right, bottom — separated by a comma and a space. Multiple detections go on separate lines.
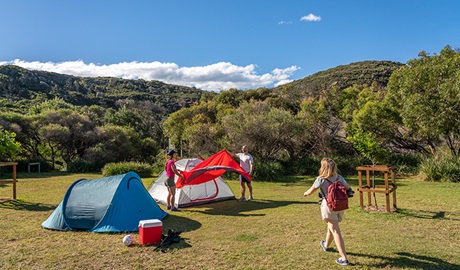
171, 163, 185, 180
249, 162, 254, 175
304, 186, 318, 197
227, 150, 238, 158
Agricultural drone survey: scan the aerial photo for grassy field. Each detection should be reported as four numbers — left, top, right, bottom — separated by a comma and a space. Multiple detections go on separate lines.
1, 172, 459, 269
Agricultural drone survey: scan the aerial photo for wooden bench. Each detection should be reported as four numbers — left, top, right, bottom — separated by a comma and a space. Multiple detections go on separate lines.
0, 162, 18, 200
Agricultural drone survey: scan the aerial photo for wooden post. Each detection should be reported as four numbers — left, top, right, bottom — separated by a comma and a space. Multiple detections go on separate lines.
366, 169, 371, 206
0, 162, 19, 200
13, 164, 17, 199
358, 170, 363, 209
384, 171, 390, 212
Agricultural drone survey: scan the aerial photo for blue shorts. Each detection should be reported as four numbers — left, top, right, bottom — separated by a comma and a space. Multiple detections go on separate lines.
239, 175, 250, 183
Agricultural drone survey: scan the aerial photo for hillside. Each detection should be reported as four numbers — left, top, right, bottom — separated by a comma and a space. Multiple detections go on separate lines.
274, 60, 404, 98
0, 65, 203, 114
0, 60, 404, 114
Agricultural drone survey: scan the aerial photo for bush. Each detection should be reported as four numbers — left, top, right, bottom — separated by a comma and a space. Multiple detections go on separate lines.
151, 152, 168, 176
67, 159, 102, 173
332, 155, 370, 176
253, 159, 284, 181
102, 162, 153, 178
419, 155, 460, 182
16, 158, 53, 173
385, 153, 421, 176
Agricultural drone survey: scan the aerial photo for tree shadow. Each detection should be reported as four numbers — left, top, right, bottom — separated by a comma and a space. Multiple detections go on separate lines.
395, 208, 460, 221
347, 251, 460, 269
186, 199, 316, 217
0, 199, 57, 211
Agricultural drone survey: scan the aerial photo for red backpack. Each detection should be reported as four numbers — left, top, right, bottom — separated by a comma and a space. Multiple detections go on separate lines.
325, 178, 349, 211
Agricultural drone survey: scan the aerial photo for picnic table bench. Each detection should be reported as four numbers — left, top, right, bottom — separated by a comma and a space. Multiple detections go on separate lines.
0, 162, 18, 200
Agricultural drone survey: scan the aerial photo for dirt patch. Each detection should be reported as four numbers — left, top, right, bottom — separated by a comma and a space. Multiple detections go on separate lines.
363, 205, 397, 213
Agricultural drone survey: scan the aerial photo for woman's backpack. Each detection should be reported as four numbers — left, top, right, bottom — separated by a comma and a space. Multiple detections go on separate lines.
325, 178, 349, 211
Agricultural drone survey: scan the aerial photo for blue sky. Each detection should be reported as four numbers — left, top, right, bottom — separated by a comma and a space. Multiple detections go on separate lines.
1, 0, 459, 91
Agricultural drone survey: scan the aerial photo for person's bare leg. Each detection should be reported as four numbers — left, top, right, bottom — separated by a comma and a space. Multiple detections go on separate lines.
324, 219, 334, 248
169, 187, 176, 208
166, 189, 172, 208
247, 182, 253, 197
327, 219, 347, 261
240, 181, 246, 199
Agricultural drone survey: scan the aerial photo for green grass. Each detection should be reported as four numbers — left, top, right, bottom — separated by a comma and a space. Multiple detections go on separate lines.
1, 172, 459, 269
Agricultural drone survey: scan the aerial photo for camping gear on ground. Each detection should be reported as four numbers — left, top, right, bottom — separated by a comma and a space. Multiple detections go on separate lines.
149, 154, 239, 207
42, 172, 167, 233
154, 229, 182, 253
138, 219, 163, 245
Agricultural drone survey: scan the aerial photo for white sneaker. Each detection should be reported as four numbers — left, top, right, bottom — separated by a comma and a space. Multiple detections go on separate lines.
248, 196, 253, 201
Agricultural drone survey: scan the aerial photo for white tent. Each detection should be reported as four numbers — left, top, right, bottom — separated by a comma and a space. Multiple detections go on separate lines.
149, 158, 235, 207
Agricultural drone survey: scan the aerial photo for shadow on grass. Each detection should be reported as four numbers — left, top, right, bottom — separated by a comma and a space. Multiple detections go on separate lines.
348, 251, 460, 269
396, 208, 460, 221
162, 214, 202, 233
187, 199, 316, 217
0, 199, 56, 211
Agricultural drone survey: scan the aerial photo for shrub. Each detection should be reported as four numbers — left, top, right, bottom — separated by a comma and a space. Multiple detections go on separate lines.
332, 155, 370, 176
67, 159, 102, 173
151, 152, 168, 176
253, 159, 284, 181
16, 158, 53, 173
102, 162, 153, 178
385, 153, 421, 176
419, 155, 460, 182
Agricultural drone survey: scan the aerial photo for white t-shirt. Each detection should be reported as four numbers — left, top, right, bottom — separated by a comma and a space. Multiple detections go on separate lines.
237, 153, 254, 173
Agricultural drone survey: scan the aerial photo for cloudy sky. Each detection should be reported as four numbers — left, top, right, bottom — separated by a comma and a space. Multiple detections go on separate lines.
1, 0, 460, 91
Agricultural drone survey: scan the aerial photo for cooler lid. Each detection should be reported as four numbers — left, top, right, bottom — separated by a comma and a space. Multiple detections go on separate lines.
138, 219, 162, 228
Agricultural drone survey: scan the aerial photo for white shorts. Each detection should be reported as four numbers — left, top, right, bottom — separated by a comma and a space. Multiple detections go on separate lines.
320, 199, 344, 222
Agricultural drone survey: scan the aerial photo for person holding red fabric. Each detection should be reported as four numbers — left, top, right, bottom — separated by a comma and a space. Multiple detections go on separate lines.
165, 150, 184, 211
230, 145, 254, 201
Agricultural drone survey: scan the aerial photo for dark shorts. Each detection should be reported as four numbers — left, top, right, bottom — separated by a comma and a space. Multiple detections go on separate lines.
164, 176, 176, 188
239, 175, 250, 183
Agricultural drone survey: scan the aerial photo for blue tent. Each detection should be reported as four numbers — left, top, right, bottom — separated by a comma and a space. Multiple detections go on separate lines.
42, 172, 167, 233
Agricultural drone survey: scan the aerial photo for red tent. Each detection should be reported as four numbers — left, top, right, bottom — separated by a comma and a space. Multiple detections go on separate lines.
177, 150, 251, 188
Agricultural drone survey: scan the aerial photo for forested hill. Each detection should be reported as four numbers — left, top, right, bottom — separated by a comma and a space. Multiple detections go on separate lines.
0, 60, 404, 114
274, 60, 404, 98
0, 65, 203, 114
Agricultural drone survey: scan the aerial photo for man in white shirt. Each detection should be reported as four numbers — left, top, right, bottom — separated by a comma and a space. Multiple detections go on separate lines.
233, 145, 254, 201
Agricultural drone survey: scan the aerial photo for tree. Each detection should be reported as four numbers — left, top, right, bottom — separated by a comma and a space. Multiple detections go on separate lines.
221, 100, 305, 161
387, 45, 460, 156
0, 127, 21, 159
39, 110, 100, 166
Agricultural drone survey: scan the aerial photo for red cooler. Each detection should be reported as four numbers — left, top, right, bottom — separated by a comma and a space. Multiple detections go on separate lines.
139, 219, 163, 245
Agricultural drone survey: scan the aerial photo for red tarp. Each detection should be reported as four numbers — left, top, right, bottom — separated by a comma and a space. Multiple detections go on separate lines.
177, 150, 251, 188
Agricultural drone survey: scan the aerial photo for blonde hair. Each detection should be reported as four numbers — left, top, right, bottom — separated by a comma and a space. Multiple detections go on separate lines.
318, 158, 338, 178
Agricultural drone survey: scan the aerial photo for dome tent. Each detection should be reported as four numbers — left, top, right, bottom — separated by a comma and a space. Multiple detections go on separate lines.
42, 172, 167, 233
149, 158, 236, 207
149, 150, 251, 207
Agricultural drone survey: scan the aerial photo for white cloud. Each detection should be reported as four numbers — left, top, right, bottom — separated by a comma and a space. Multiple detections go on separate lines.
278, 21, 293, 25
301, 13, 321, 22
0, 60, 300, 92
